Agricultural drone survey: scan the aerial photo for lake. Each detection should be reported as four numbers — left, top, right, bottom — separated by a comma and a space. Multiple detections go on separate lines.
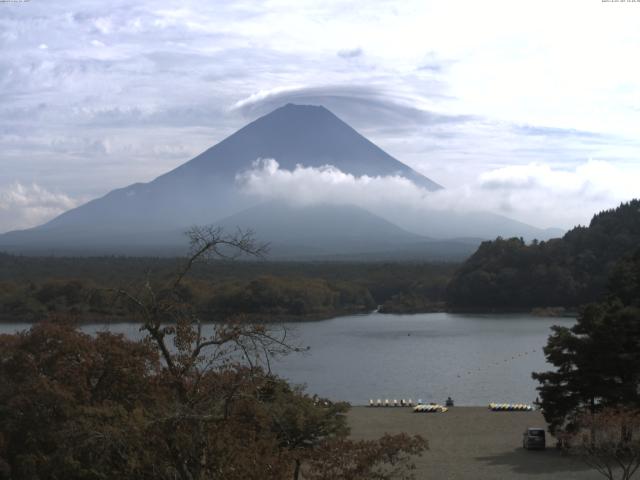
0, 312, 573, 406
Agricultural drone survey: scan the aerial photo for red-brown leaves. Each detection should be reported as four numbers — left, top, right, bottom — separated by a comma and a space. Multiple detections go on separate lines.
305, 433, 428, 480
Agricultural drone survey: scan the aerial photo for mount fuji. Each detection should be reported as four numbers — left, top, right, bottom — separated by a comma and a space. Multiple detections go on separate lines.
0, 104, 561, 258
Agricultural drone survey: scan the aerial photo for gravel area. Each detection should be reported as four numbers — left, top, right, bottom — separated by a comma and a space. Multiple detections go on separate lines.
347, 407, 601, 480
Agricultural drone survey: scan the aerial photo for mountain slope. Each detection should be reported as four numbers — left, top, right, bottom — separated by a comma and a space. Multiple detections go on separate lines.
168, 103, 442, 190
216, 202, 419, 256
215, 202, 482, 260
376, 207, 564, 241
218, 202, 422, 244
23, 104, 441, 234
0, 103, 560, 257
0, 201, 476, 260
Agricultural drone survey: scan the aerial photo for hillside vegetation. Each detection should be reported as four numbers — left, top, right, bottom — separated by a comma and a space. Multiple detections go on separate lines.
0, 256, 456, 321
446, 200, 640, 310
0, 228, 428, 479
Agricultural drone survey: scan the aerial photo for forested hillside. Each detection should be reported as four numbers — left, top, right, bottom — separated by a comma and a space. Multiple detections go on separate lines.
0, 256, 456, 321
446, 200, 640, 310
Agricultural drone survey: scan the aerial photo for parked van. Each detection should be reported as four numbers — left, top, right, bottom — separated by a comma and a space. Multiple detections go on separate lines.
522, 427, 546, 450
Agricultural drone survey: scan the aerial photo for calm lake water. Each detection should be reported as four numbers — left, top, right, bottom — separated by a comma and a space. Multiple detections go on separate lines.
0, 312, 574, 406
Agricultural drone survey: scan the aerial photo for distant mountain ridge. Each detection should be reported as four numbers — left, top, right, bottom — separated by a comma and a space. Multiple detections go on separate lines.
0, 103, 561, 258
214, 202, 480, 260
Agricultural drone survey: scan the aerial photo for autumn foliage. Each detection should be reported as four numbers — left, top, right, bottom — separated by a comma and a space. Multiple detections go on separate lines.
0, 227, 427, 479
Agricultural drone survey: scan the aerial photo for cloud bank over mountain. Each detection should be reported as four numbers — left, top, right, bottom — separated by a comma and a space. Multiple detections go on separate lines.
0, 183, 79, 233
238, 158, 639, 229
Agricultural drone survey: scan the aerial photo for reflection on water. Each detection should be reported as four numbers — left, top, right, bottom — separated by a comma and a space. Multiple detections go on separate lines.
0, 312, 574, 406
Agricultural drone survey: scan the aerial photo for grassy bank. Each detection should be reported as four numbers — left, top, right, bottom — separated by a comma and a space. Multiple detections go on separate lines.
347, 407, 600, 480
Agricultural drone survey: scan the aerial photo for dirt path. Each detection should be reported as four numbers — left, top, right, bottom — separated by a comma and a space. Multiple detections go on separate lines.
347, 407, 600, 479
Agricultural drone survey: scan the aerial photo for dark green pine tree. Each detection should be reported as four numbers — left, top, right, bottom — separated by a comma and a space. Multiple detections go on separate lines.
532, 249, 640, 434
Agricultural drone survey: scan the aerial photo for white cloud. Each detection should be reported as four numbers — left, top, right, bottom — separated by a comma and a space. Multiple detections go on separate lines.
230, 86, 305, 111
93, 17, 114, 35
474, 160, 640, 226
479, 161, 630, 196
237, 158, 427, 206
236, 158, 640, 229
0, 183, 79, 233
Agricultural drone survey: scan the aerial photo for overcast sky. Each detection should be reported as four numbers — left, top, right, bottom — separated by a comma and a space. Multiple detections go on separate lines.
1, 0, 639, 233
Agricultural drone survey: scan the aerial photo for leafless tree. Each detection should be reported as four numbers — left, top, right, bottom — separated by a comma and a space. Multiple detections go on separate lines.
116, 226, 295, 387
106, 226, 426, 480
565, 408, 640, 480
112, 226, 301, 479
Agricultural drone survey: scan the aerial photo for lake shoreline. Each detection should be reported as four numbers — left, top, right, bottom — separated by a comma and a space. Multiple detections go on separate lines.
0, 312, 576, 406
0, 306, 578, 325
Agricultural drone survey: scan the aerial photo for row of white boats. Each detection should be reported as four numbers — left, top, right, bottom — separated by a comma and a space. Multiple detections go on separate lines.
368, 399, 449, 412
368, 399, 416, 407
367, 399, 535, 412
488, 403, 534, 411
413, 404, 448, 413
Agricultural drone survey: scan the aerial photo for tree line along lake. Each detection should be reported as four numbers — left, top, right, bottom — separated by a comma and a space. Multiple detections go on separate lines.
0, 312, 574, 406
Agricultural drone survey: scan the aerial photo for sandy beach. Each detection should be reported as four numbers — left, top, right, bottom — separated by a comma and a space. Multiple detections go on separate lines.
347, 407, 600, 480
